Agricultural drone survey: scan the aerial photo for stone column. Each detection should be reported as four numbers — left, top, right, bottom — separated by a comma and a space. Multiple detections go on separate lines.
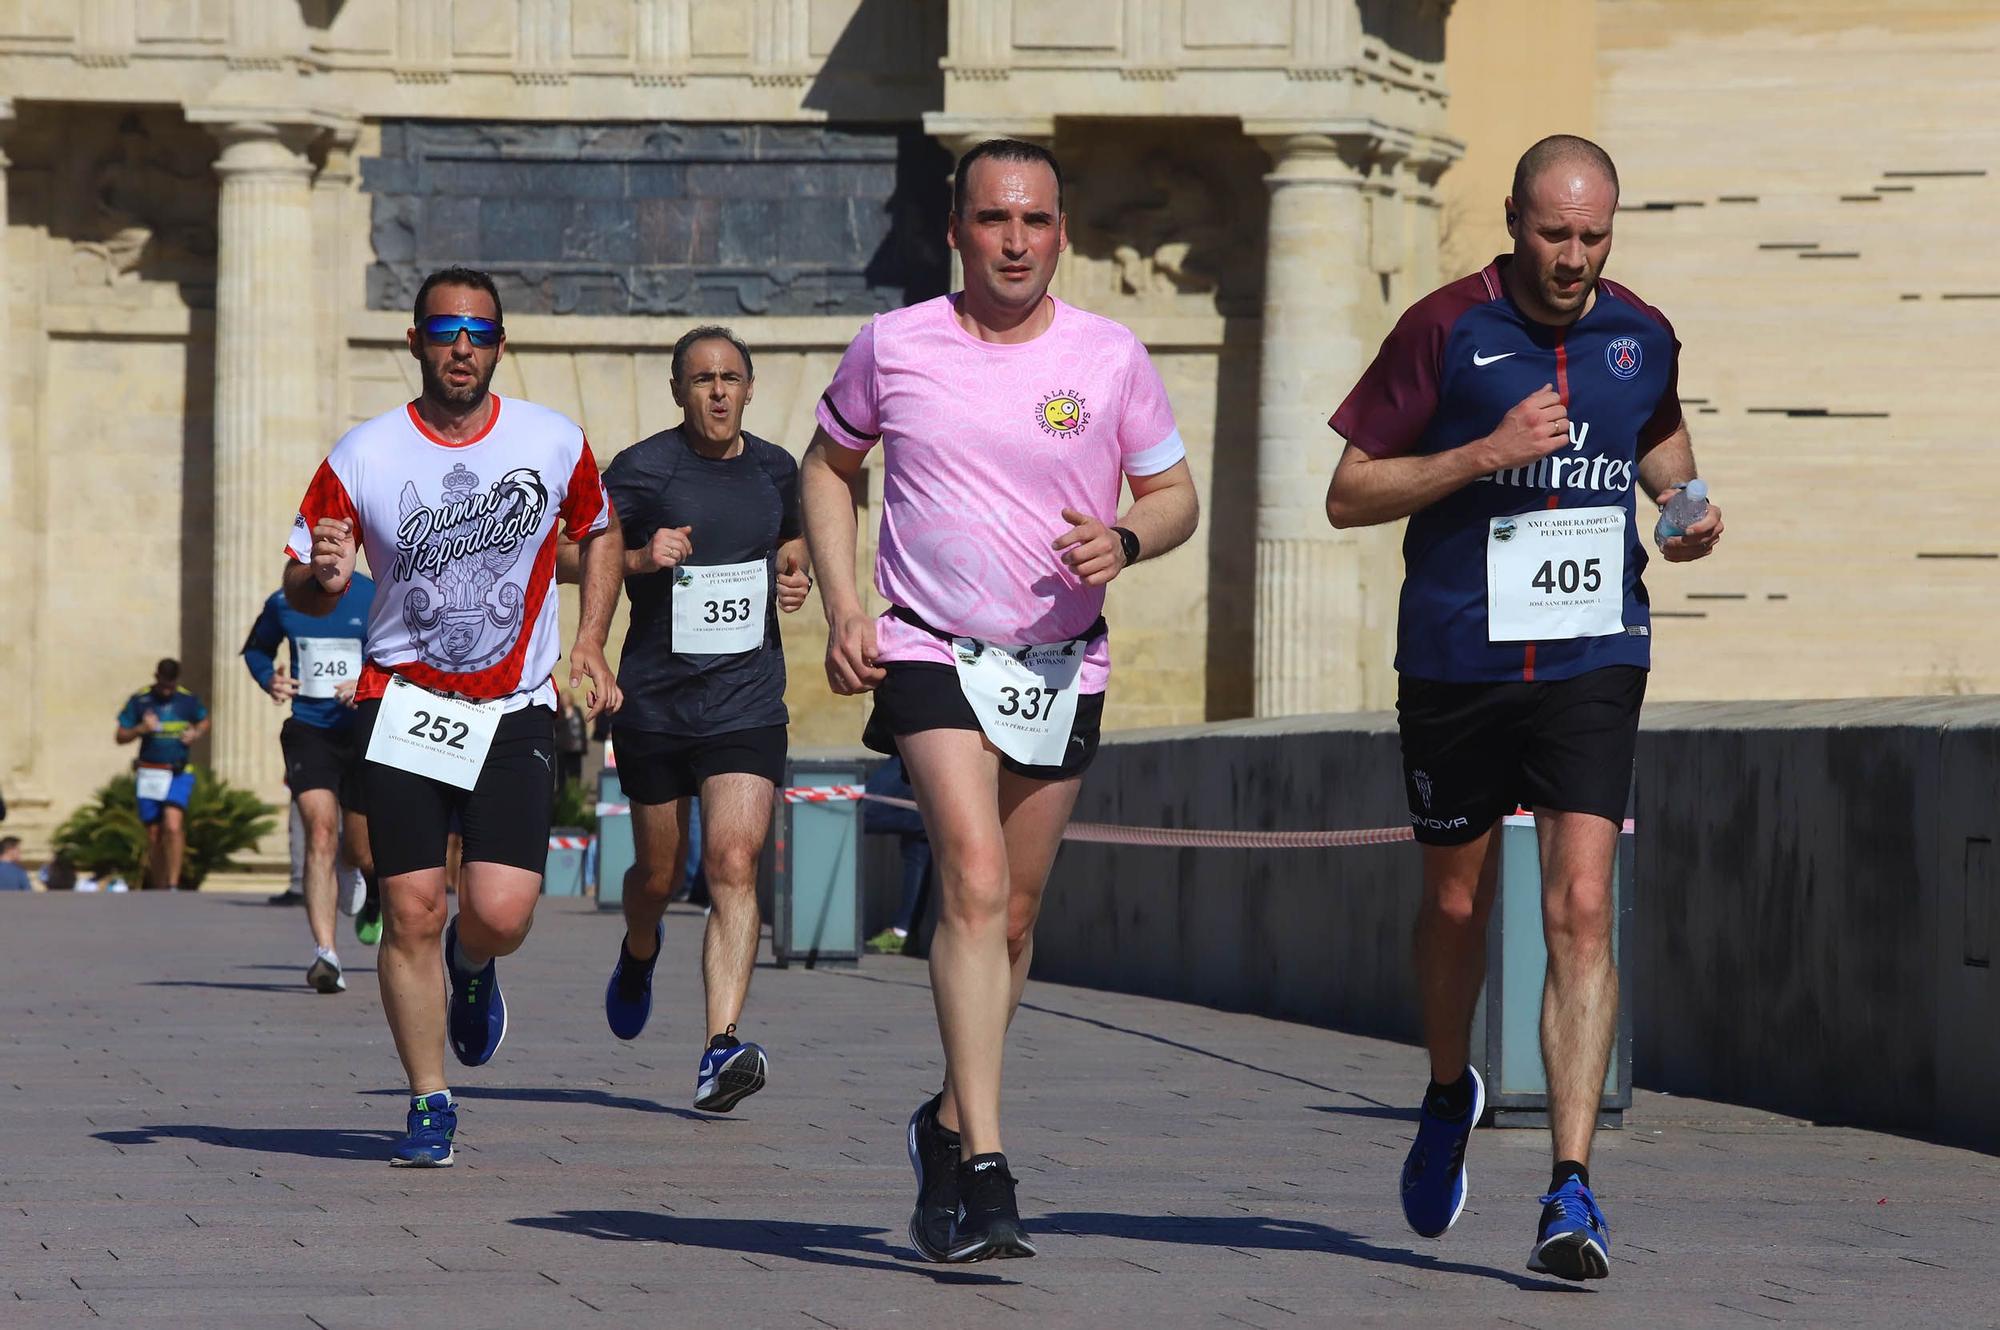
205, 120, 320, 797
0, 98, 28, 802
1248, 129, 1399, 717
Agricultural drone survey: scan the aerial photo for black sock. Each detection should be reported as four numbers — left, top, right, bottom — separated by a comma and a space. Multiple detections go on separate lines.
1424, 1073, 1475, 1121
1551, 1160, 1590, 1193
362, 872, 379, 907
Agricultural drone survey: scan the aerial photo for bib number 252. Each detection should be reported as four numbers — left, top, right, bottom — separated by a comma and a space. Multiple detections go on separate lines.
405, 710, 471, 750
1529, 557, 1603, 595
702, 597, 753, 625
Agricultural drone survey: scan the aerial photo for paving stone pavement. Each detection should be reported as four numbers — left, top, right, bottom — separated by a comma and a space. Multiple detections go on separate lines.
2, 893, 1995, 1329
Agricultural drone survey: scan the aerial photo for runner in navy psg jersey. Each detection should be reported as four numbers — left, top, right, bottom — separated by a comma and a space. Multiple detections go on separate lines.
1327, 135, 1723, 1282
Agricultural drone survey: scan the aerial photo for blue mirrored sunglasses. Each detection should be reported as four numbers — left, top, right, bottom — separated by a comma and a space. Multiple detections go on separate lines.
421, 314, 502, 347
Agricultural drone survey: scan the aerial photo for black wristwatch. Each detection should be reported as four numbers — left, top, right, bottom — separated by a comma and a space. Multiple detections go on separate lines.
1112, 525, 1141, 567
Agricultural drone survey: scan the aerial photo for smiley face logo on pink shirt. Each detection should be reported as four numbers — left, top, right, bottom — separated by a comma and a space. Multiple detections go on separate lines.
1036, 390, 1090, 439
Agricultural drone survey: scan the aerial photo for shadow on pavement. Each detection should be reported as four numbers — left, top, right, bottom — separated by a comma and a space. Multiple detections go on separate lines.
1041, 1212, 1581, 1293
359, 1084, 711, 1122
1310, 1103, 1421, 1122
94, 1124, 399, 1161
511, 1209, 1007, 1284
139, 980, 331, 994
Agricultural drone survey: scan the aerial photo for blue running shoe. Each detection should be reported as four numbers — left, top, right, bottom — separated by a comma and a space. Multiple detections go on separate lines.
1527, 1173, 1611, 1281
391, 1091, 456, 1167
1400, 1065, 1485, 1238
605, 922, 663, 1041
443, 916, 507, 1067
693, 1027, 768, 1113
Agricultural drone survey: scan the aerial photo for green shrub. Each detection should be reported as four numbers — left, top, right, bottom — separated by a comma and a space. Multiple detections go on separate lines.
551, 777, 598, 833
53, 768, 278, 889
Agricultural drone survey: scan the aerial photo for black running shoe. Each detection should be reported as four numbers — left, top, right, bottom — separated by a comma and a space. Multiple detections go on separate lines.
906, 1093, 961, 1262
945, 1152, 1037, 1262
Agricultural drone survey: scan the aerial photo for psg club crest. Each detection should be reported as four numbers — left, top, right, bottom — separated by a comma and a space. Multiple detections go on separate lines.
1606, 336, 1643, 381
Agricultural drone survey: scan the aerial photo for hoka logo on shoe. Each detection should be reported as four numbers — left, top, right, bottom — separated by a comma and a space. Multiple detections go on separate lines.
972, 1160, 998, 1173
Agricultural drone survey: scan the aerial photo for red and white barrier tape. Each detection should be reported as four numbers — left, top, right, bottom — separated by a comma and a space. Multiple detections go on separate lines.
780, 786, 1415, 849
547, 835, 590, 850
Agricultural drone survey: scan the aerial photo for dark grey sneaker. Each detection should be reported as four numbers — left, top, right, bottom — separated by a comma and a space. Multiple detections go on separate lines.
906, 1093, 960, 1262
945, 1152, 1037, 1262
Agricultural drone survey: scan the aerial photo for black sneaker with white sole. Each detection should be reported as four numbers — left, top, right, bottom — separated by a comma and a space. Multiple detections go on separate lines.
906, 1093, 960, 1262
946, 1152, 1036, 1262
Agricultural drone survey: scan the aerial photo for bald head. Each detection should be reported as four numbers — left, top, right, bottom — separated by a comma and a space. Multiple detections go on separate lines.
1511, 134, 1619, 212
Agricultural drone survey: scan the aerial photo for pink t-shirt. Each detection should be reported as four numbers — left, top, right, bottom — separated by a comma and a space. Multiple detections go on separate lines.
816, 295, 1184, 692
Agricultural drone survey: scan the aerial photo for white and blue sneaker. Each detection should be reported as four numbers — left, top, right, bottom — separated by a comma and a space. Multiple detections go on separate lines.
1527, 1173, 1611, 1281
390, 1091, 456, 1168
443, 916, 507, 1068
693, 1027, 768, 1113
1399, 1065, 1485, 1238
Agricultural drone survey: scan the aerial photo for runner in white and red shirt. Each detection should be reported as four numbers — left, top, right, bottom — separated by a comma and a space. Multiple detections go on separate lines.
801, 139, 1199, 1262
281, 266, 625, 1168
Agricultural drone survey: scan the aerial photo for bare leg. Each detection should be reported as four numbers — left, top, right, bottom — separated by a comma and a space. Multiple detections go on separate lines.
621, 798, 689, 962
1413, 832, 1501, 1084
900, 730, 1010, 1157
145, 822, 167, 889
343, 806, 375, 880
378, 867, 451, 1095
697, 772, 774, 1037
297, 789, 341, 952
1538, 811, 1620, 1168
161, 805, 188, 888
452, 861, 543, 967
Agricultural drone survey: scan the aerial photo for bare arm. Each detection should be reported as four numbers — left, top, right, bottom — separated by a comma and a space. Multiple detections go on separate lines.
557, 530, 672, 583
1050, 459, 1201, 586
1637, 420, 1724, 562
1326, 385, 1571, 529
801, 430, 884, 693
566, 506, 625, 720
775, 536, 812, 613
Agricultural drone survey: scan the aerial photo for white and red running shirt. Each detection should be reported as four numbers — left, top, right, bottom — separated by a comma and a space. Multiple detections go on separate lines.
815, 294, 1184, 693
285, 395, 609, 712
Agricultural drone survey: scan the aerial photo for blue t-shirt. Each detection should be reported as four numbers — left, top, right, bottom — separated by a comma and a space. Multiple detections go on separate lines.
240, 575, 375, 731
117, 687, 208, 768
1331, 256, 1683, 683
0, 862, 31, 891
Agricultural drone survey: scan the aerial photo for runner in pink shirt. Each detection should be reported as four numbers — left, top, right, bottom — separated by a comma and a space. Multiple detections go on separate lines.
802, 138, 1200, 1263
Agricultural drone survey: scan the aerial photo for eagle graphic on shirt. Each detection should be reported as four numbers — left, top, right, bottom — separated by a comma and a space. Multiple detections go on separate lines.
393, 462, 549, 670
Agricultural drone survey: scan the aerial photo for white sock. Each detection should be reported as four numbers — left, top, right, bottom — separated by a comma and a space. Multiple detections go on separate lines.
315, 945, 339, 965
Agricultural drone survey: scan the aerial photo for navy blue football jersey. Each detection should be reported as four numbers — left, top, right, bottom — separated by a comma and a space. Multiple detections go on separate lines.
1331, 256, 1683, 683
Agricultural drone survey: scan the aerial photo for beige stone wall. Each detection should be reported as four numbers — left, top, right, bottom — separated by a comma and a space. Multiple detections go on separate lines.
1596, 0, 2000, 700
1439, 0, 1598, 275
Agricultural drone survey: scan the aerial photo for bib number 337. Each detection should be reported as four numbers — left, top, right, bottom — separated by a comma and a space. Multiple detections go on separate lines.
1485, 505, 1626, 642
952, 636, 1088, 768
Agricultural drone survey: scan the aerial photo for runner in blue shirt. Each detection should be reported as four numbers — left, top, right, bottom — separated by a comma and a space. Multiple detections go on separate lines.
114, 659, 210, 891
1327, 135, 1724, 1283
243, 573, 378, 990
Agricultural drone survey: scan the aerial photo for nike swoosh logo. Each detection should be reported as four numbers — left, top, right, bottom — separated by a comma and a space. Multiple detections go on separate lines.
1472, 351, 1517, 366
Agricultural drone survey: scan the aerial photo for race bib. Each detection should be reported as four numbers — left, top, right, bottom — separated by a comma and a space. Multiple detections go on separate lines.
294, 637, 362, 699
951, 635, 1089, 769
1486, 505, 1626, 642
672, 560, 769, 655
135, 765, 175, 802
365, 676, 501, 790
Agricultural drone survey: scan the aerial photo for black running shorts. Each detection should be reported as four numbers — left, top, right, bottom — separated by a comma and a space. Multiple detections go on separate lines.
354, 700, 557, 879
612, 723, 788, 806
280, 717, 361, 805
1396, 665, 1646, 846
863, 662, 1104, 782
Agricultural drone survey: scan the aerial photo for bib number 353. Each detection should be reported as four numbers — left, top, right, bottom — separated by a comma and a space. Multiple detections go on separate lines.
365, 677, 500, 789
672, 559, 768, 655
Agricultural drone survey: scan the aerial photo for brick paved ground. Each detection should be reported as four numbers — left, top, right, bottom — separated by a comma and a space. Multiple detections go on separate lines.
2, 893, 1994, 1328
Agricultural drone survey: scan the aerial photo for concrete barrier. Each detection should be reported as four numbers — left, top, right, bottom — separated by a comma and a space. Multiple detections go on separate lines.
1021, 698, 2000, 1150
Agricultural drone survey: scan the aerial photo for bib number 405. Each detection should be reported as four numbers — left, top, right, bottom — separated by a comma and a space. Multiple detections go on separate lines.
702, 597, 753, 625
1530, 557, 1603, 595
405, 710, 471, 750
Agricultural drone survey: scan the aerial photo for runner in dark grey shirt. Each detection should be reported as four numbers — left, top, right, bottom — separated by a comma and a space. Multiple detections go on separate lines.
563, 325, 811, 1114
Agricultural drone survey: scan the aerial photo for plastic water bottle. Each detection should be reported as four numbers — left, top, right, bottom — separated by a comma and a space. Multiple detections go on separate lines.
1655, 478, 1709, 548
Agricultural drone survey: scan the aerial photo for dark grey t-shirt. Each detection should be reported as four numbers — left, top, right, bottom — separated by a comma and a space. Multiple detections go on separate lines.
604, 426, 802, 737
